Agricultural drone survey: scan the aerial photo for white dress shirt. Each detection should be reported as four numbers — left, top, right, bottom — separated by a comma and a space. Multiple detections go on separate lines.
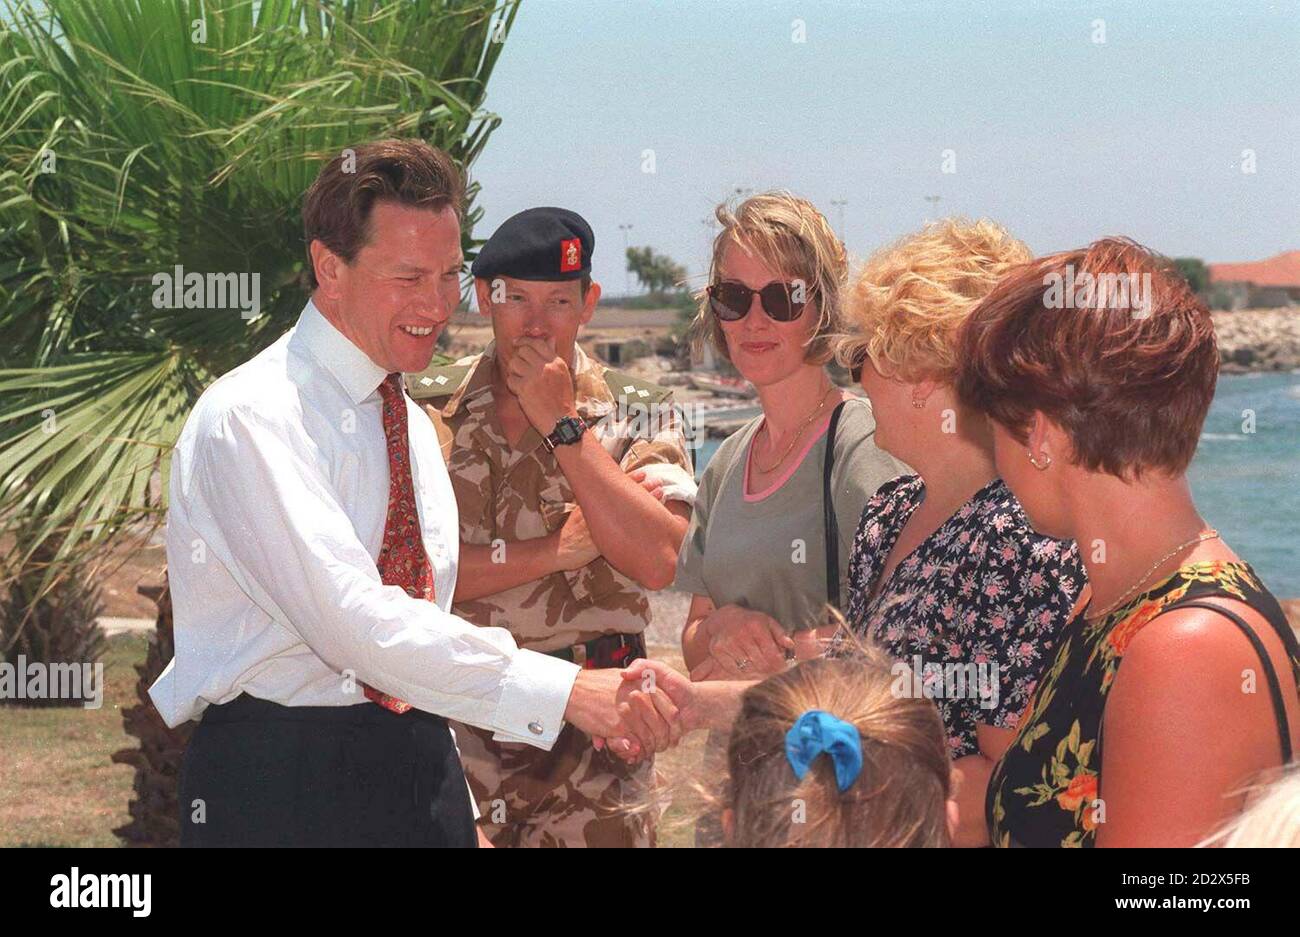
149, 301, 580, 749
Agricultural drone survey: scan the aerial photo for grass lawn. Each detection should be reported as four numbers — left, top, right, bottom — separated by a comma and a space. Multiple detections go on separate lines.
0, 632, 148, 847
0, 633, 706, 847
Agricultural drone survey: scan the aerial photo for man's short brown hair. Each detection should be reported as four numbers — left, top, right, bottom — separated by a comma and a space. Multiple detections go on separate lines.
955, 237, 1219, 479
301, 139, 464, 289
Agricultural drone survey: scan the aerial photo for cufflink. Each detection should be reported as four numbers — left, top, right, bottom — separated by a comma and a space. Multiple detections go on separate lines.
528, 721, 544, 736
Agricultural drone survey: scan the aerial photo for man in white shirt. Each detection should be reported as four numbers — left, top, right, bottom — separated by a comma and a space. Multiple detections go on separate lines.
149, 139, 674, 847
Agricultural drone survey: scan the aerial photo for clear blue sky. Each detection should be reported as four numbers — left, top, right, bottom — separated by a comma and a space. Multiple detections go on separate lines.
470, 0, 1300, 294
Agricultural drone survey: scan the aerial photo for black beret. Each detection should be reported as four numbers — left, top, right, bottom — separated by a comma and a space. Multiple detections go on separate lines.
471, 206, 594, 282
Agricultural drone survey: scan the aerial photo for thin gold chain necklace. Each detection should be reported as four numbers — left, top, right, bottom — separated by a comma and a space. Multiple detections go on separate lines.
754, 384, 836, 474
1086, 528, 1220, 621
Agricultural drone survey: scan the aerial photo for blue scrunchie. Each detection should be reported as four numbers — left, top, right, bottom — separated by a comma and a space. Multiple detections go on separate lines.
784, 709, 863, 793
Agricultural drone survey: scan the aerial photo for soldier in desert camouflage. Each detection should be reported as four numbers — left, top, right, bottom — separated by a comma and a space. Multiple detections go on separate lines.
407, 207, 696, 847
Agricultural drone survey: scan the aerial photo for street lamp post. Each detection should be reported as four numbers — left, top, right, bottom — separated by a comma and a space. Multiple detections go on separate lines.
830, 198, 847, 244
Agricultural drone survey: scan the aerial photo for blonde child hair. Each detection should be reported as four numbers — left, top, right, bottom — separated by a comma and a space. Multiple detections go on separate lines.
725, 649, 953, 847
1200, 765, 1300, 848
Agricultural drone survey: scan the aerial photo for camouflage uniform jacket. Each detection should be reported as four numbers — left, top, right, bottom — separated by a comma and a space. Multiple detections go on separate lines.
406, 342, 695, 652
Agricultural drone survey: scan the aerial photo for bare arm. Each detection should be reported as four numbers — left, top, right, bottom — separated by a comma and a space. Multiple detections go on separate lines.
454, 536, 565, 603
1096, 603, 1297, 846
504, 336, 690, 590
950, 723, 1016, 847
681, 594, 717, 673
553, 434, 690, 589
686, 679, 757, 733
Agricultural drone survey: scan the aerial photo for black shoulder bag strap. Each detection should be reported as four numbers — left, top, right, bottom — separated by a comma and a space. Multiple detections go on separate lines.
822, 401, 849, 612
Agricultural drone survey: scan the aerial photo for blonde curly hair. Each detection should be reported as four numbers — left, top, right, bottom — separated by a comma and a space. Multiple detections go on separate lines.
691, 192, 847, 366
837, 218, 1031, 383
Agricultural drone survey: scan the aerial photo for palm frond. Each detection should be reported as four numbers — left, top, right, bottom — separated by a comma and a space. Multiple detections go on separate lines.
0, 0, 522, 597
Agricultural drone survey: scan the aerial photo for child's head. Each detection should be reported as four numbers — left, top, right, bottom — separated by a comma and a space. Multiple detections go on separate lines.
1200, 764, 1300, 848
723, 652, 955, 847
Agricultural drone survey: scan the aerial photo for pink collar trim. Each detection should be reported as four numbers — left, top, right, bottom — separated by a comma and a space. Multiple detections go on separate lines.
743, 411, 836, 502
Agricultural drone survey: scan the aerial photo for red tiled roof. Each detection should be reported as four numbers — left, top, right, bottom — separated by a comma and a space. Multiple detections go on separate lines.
1210, 251, 1300, 288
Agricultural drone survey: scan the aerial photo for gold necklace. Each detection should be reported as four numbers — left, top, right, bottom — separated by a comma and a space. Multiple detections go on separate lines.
754, 385, 836, 474
1086, 528, 1220, 621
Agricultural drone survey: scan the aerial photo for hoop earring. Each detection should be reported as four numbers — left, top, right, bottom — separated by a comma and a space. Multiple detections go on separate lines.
1027, 450, 1052, 470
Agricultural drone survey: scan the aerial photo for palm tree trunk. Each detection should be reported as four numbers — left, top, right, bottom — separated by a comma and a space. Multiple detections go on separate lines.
111, 574, 191, 847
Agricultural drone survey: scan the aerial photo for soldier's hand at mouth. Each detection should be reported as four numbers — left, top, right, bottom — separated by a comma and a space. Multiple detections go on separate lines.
505, 336, 578, 432
555, 506, 600, 570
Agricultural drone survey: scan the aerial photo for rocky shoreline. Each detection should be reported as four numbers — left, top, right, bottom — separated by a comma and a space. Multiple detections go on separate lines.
1213, 308, 1300, 373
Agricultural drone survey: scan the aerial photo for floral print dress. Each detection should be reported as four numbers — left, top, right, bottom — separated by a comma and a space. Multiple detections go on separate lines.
987, 560, 1300, 847
844, 475, 1086, 758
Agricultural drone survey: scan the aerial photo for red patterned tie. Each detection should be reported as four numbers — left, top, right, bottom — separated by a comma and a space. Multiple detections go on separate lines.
362, 373, 435, 714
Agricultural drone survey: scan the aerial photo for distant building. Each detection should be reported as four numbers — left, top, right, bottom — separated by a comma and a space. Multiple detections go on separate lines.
1209, 251, 1300, 309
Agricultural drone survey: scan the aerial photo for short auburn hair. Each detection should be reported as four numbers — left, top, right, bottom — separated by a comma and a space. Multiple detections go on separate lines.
955, 237, 1219, 479
837, 218, 1031, 383
691, 192, 847, 366
301, 139, 464, 289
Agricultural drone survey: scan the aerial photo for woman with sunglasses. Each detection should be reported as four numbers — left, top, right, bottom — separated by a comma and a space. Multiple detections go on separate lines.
674, 193, 905, 842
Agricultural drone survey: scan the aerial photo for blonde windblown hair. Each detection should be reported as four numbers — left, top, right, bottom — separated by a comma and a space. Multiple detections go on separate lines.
691, 191, 847, 366
837, 217, 1031, 383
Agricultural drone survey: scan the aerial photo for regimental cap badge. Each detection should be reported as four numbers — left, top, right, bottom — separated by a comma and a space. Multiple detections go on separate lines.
560, 237, 582, 273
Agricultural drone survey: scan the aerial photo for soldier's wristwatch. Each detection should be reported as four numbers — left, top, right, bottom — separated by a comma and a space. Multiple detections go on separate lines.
541, 415, 587, 453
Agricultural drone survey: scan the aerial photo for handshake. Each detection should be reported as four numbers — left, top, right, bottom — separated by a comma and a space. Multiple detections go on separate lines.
560, 605, 837, 759
561, 605, 837, 758
562, 660, 703, 760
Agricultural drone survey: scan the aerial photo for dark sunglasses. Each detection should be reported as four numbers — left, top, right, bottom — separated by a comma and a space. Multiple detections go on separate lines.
707, 280, 812, 322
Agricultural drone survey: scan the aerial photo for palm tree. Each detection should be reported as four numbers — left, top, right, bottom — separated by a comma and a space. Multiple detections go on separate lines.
0, 0, 520, 843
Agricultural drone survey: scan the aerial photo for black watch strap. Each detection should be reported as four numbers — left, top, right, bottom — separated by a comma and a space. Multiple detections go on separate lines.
542, 415, 587, 452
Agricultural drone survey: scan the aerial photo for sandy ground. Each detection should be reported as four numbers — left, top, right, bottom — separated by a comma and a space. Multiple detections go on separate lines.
646, 589, 692, 649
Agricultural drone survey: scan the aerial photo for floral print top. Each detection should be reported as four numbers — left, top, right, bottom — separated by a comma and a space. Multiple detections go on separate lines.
987, 560, 1299, 848
844, 475, 1086, 759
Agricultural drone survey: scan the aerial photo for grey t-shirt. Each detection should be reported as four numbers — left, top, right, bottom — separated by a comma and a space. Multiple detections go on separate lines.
675, 397, 908, 633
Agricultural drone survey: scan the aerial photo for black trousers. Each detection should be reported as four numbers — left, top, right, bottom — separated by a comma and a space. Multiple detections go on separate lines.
179, 693, 477, 847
